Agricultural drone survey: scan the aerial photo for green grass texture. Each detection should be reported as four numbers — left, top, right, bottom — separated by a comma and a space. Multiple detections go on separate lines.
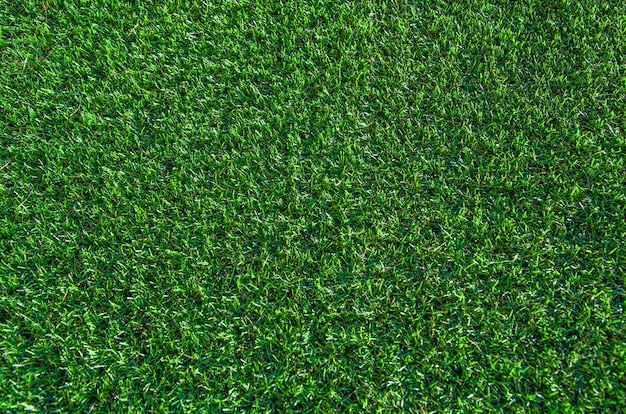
1, 0, 625, 412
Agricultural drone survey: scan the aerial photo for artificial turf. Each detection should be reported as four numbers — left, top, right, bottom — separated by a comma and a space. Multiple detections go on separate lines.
1, 0, 625, 411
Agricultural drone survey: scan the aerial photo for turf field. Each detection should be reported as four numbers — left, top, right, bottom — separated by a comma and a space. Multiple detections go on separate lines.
1, 0, 625, 411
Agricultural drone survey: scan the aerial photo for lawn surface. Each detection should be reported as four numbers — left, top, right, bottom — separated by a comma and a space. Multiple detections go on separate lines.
1, 0, 625, 411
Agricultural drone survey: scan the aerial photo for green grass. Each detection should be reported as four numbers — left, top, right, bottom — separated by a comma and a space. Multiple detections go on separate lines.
1, 0, 625, 411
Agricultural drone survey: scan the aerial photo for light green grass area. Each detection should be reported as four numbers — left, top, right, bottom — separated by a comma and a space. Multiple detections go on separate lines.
1, 0, 625, 411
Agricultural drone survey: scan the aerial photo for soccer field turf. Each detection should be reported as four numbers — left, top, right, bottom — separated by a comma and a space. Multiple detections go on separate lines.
1, 1, 625, 411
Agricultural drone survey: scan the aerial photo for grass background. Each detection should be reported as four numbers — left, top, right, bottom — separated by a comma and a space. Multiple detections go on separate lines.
1, 0, 625, 411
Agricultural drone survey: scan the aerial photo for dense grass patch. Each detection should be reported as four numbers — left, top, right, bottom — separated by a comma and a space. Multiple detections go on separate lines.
1, 0, 625, 411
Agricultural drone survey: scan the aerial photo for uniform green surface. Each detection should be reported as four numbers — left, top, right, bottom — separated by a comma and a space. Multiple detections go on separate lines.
1, 0, 625, 411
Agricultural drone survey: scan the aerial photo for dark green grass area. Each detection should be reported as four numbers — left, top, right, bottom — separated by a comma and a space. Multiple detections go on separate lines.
1, 0, 625, 411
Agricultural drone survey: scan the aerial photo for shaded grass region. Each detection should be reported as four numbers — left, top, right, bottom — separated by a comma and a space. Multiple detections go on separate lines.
1, 0, 625, 411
